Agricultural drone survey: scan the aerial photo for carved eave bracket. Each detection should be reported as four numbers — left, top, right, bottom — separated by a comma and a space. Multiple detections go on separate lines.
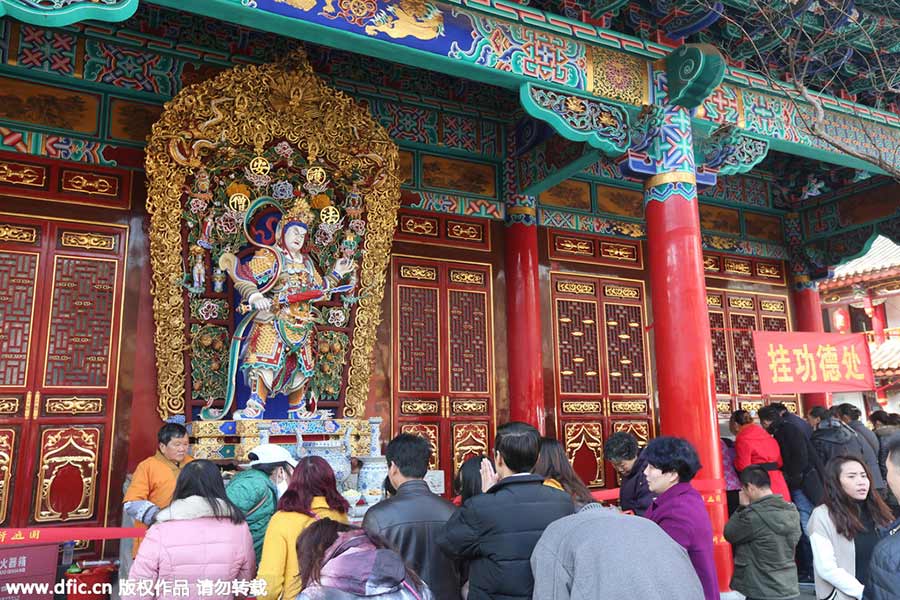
665, 43, 726, 109
516, 83, 631, 196
698, 125, 770, 177
0, 0, 139, 26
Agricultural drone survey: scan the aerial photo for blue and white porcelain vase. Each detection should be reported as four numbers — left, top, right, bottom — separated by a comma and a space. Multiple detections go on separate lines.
357, 455, 389, 495
296, 434, 351, 490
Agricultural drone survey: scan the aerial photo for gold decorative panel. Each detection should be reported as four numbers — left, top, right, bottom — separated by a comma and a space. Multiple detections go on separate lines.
45, 397, 103, 415
704, 256, 721, 271
400, 400, 439, 415
60, 232, 116, 252
724, 259, 752, 275
610, 400, 648, 413
60, 171, 119, 197
760, 300, 785, 313
556, 280, 595, 295
446, 221, 483, 243
449, 270, 484, 285
400, 424, 439, 471
707, 295, 723, 307
561, 401, 602, 414
399, 215, 439, 237
34, 426, 101, 522
587, 46, 648, 106
603, 285, 639, 299
729, 297, 754, 310
555, 236, 594, 256
600, 242, 638, 263
399, 265, 437, 281
0, 160, 46, 187
782, 401, 799, 414
452, 399, 488, 414
452, 423, 489, 473
0, 428, 14, 524
717, 401, 732, 414
612, 421, 650, 445
0, 224, 37, 244
0, 398, 18, 414
564, 422, 605, 486
756, 263, 782, 279
740, 401, 764, 413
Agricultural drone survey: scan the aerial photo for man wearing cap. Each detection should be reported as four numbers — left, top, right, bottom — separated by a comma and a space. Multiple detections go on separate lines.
226, 444, 297, 561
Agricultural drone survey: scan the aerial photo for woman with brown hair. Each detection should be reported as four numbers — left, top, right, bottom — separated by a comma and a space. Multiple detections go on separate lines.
296, 518, 432, 599
257, 456, 350, 600
533, 437, 595, 508
809, 456, 894, 600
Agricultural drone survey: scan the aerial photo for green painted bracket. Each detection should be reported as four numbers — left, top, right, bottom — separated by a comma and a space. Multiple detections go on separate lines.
666, 43, 726, 109
520, 145, 601, 197
519, 83, 631, 157
0, 0, 138, 27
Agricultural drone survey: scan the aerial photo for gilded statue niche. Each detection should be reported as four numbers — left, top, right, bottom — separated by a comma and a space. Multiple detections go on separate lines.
145, 50, 401, 420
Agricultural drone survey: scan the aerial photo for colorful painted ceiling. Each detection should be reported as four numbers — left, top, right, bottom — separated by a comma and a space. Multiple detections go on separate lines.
525, 0, 900, 109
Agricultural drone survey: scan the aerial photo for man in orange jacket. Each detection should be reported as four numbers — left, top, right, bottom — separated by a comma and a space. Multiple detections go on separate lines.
123, 423, 194, 557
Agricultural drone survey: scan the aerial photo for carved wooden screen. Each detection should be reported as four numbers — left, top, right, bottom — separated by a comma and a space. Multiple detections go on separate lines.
550, 272, 654, 488
392, 255, 494, 494
706, 288, 797, 416
0, 213, 126, 544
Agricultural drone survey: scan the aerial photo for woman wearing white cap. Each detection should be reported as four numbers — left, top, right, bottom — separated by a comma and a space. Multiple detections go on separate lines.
226, 444, 297, 562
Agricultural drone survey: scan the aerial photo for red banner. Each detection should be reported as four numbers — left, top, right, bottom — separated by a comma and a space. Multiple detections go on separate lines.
753, 331, 875, 395
0, 527, 144, 547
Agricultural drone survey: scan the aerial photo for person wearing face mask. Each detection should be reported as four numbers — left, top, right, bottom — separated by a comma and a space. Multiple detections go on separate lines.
809, 456, 894, 600
226, 444, 297, 563
257, 456, 349, 600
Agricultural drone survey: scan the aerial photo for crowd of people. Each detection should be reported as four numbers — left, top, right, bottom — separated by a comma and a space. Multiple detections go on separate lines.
120, 406, 900, 600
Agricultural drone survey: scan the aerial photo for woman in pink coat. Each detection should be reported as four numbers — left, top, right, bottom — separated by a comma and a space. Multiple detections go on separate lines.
124, 459, 257, 600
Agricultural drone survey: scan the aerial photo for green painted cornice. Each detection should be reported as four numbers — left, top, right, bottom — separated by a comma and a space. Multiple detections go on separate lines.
0, 0, 138, 26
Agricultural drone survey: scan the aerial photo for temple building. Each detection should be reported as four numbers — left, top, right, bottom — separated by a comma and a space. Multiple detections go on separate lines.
820, 235, 900, 412
0, 0, 899, 592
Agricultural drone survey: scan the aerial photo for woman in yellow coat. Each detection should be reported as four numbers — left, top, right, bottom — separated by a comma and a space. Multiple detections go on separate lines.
257, 456, 350, 600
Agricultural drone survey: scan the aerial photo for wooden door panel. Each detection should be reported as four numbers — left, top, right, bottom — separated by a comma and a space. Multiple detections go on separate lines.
563, 421, 605, 487
30, 425, 103, 524
0, 426, 19, 526
0, 214, 126, 530
0, 250, 40, 391
399, 423, 440, 472
40, 256, 118, 390
392, 256, 495, 495
551, 271, 654, 489
450, 421, 489, 474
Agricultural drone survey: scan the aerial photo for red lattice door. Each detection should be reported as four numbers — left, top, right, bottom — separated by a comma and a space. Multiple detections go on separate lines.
0, 214, 126, 544
392, 256, 495, 495
550, 272, 655, 489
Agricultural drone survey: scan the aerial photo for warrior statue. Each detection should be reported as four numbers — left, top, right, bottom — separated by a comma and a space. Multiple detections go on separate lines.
215, 197, 356, 420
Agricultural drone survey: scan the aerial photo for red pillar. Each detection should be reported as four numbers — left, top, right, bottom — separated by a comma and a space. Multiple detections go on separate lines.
792, 285, 829, 409
644, 172, 732, 591
505, 199, 545, 433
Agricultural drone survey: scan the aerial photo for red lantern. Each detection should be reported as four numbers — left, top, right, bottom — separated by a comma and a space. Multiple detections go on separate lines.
832, 307, 850, 334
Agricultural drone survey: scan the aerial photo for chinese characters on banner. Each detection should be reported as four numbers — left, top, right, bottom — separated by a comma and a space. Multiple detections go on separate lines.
752, 331, 875, 395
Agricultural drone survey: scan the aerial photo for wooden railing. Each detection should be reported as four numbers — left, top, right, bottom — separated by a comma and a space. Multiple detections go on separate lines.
865, 327, 900, 343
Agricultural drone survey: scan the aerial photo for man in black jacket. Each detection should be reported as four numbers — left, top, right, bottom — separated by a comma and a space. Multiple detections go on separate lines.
439, 422, 575, 600
363, 433, 460, 600
864, 432, 900, 600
